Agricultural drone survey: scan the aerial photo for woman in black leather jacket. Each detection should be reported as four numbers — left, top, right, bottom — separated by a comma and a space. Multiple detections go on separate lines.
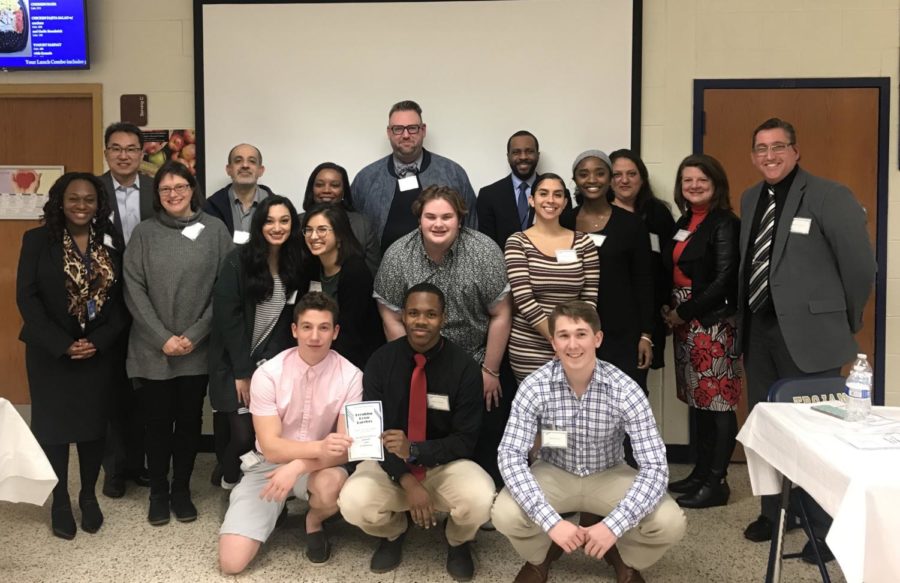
661, 154, 741, 509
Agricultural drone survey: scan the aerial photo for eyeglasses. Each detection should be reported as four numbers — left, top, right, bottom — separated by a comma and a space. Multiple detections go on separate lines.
158, 184, 191, 195
752, 143, 793, 157
107, 145, 142, 156
388, 124, 423, 135
302, 226, 334, 237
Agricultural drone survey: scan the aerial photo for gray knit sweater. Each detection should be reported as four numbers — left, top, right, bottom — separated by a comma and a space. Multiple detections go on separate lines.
123, 210, 233, 380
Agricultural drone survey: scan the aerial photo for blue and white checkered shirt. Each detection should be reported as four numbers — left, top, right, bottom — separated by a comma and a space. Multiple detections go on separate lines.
498, 359, 668, 538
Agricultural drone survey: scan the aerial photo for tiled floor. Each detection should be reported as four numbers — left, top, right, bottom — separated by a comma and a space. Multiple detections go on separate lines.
0, 454, 844, 582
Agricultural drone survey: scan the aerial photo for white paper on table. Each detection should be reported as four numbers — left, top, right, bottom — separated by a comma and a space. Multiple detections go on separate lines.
345, 401, 384, 462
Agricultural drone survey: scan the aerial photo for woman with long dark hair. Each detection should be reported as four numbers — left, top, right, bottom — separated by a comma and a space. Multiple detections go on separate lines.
662, 154, 741, 508
609, 149, 676, 371
301, 203, 384, 369
208, 195, 307, 488
124, 161, 232, 525
16, 172, 129, 539
302, 162, 380, 273
504, 172, 599, 382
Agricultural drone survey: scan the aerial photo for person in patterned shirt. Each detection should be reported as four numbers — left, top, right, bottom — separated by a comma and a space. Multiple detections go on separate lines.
491, 301, 686, 583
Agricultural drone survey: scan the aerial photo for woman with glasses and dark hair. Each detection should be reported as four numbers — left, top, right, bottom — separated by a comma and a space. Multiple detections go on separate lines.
208, 195, 307, 489
662, 154, 741, 509
569, 150, 654, 390
504, 172, 599, 382
610, 149, 676, 372
123, 161, 232, 526
16, 172, 129, 539
302, 162, 380, 274
301, 203, 385, 369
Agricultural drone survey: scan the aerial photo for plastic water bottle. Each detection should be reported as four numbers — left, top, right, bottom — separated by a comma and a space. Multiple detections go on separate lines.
844, 353, 873, 422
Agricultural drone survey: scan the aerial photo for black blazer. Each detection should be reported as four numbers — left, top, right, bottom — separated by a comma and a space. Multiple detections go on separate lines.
101, 171, 155, 244
477, 174, 575, 249
662, 208, 740, 327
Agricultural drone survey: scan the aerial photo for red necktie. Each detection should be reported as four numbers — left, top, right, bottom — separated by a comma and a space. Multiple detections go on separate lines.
407, 353, 427, 481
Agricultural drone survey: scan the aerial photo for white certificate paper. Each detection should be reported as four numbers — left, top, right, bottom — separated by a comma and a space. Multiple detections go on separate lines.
345, 401, 384, 462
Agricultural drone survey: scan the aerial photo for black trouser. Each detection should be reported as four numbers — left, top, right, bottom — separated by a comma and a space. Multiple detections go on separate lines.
473, 355, 518, 490
213, 409, 255, 485
137, 375, 207, 497
42, 438, 105, 509
102, 376, 145, 478
746, 309, 839, 525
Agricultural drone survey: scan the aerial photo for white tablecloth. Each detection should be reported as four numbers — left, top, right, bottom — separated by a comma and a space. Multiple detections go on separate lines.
737, 403, 900, 583
0, 397, 57, 505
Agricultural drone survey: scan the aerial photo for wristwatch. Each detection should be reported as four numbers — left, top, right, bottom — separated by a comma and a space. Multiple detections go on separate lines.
406, 442, 420, 464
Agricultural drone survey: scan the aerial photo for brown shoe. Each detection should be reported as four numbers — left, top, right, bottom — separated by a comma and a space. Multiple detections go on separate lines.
603, 544, 645, 583
513, 543, 563, 583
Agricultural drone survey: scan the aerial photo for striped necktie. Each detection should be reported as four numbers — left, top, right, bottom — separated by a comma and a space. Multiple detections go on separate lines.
748, 187, 776, 313
517, 182, 529, 230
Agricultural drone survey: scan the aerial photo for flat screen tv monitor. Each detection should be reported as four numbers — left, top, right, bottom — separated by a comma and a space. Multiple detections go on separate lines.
0, 0, 89, 71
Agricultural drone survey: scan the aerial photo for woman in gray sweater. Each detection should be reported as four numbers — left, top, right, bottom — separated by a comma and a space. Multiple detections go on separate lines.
124, 161, 232, 526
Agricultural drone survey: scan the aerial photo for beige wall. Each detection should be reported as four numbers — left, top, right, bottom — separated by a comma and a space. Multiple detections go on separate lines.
2, 0, 898, 438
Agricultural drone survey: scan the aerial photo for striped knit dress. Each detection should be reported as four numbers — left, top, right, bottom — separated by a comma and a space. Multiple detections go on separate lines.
504, 231, 600, 382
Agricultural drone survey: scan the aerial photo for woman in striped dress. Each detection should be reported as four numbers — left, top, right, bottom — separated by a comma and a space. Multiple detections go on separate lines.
504, 173, 600, 382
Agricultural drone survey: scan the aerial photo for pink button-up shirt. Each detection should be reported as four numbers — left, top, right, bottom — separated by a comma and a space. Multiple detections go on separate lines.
250, 348, 363, 453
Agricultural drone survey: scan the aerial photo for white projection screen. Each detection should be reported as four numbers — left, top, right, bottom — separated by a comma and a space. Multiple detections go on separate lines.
195, 0, 640, 201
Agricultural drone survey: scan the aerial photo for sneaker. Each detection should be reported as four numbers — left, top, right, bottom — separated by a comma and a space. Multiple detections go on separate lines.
220, 477, 238, 490
305, 529, 331, 564
370, 530, 406, 573
446, 541, 475, 581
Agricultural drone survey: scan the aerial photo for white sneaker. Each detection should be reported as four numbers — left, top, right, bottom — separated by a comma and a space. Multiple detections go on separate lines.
221, 477, 238, 490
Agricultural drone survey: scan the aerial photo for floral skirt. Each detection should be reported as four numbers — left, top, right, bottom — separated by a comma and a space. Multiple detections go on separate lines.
672, 287, 741, 411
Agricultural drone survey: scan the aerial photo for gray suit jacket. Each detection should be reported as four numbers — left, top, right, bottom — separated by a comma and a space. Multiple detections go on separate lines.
737, 168, 876, 372
101, 171, 156, 245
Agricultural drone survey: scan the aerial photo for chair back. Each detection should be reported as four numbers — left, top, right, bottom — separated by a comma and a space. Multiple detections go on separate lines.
767, 376, 845, 404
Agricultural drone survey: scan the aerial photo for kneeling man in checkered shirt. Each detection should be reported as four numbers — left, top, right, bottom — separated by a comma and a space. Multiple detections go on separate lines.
492, 301, 686, 583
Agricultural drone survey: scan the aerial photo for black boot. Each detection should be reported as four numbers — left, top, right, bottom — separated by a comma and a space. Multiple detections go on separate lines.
677, 471, 730, 509
670, 411, 714, 494
668, 466, 706, 494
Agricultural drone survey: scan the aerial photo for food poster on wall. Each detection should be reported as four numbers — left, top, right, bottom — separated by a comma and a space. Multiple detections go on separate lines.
141, 129, 197, 177
0, 165, 64, 219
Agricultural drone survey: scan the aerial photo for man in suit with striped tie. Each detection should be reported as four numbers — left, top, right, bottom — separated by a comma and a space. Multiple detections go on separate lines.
737, 117, 875, 543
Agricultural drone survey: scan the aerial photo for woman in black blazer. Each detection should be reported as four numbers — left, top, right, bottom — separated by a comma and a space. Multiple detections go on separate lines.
208, 195, 306, 488
301, 203, 385, 369
16, 172, 128, 539
661, 154, 741, 509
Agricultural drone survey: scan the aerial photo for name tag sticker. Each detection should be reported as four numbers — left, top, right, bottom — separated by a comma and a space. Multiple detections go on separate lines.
286, 289, 298, 305
588, 233, 606, 247
649, 233, 660, 253
541, 429, 568, 449
181, 222, 205, 241
233, 230, 250, 244
309, 281, 323, 292
555, 249, 578, 264
103, 234, 115, 249
426, 393, 450, 411
673, 229, 691, 242
791, 217, 812, 235
398, 175, 419, 192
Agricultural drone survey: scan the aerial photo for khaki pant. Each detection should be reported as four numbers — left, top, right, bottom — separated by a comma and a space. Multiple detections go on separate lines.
491, 461, 686, 570
338, 459, 495, 546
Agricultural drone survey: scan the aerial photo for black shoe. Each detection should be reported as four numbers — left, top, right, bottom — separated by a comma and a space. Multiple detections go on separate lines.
170, 491, 198, 522
148, 495, 170, 526
668, 471, 706, 495
102, 473, 125, 498
79, 498, 104, 533
446, 541, 475, 582
801, 539, 835, 564
51, 505, 76, 540
744, 515, 773, 542
305, 529, 331, 564
370, 530, 406, 573
210, 463, 224, 488
124, 468, 150, 488
677, 480, 730, 509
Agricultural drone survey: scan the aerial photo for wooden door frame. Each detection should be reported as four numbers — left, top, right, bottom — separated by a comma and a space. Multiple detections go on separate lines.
0, 83, 104, 174
692, 77, 890, 405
